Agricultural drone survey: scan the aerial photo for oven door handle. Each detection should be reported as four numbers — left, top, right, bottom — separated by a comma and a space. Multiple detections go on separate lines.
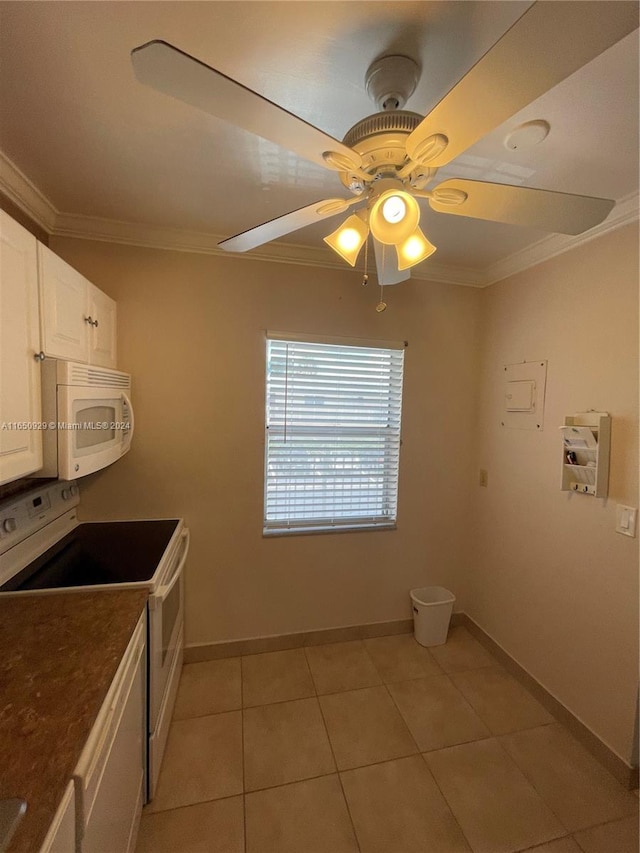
156, 528, 190, 601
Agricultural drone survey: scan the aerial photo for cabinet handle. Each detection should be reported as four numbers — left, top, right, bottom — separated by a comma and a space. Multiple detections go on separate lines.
93, 319, 99, 328
34, 351, 45, 362
84, 316, 93, 325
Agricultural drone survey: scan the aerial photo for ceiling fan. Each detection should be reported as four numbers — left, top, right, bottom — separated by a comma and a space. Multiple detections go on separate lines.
131, 2, 637, 289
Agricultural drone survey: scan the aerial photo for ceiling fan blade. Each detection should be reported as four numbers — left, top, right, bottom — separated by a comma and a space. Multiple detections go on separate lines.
406, 2, 639, 168
218, 198, 358, 252
131, 40, 363, 172
373, 240, 411, 286
429, 179, 614, 235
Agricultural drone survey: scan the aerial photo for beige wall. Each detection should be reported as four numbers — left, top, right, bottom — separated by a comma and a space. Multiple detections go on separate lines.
468, 223, 639, 764
50, 224, 638, 765
50, 237, 480, 646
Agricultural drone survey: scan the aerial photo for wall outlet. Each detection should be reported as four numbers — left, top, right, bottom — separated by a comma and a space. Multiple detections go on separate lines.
479, 469, 488, 488
615, 505, 637, 538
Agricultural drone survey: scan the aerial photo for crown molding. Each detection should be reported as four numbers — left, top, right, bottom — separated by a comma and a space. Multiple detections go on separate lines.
0, 150, 636, 289
483, 190, 640, 286
0, 151, 58, 233
52, 212, 484, 286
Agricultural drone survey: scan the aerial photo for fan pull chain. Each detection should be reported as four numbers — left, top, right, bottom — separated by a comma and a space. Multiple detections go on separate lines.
362, 236, 369, 286
376, 244, 387, 312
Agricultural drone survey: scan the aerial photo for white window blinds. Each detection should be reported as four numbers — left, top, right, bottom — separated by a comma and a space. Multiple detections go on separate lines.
264, 335, 405, 534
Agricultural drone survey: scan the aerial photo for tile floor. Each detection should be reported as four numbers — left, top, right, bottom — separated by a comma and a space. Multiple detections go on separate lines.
135, 627, 639, 853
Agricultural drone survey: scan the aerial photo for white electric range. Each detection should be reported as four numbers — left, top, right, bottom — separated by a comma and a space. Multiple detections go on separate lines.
0, 479, 189, 801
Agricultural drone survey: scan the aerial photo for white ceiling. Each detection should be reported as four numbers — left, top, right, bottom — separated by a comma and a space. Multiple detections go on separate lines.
0, 1, 638, 279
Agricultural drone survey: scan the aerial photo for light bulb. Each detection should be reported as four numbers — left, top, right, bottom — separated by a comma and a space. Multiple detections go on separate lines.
382, 195, 406, 224
323, 214, 369, 266
396, 227, 436, 270
402, 235, 425, 261
337, 228, 361, 251
369, 190, 420, 245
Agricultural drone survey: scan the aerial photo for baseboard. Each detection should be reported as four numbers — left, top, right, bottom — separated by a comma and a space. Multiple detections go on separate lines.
450, 612, 465, 628
184, 617, 415, 662
458, 613, 639, 790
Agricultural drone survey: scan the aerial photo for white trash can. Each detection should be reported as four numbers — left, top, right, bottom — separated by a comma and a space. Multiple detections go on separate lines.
410, 586, 456, 647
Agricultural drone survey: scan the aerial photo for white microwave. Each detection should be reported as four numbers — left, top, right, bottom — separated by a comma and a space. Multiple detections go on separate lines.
32, 359, 134, 480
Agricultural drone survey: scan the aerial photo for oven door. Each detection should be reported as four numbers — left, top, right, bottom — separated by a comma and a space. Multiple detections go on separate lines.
56, 385, 134, 479
148, 527, 189, 732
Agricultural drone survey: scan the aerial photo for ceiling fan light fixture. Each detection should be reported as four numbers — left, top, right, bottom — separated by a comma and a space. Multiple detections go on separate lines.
369, 190, 420, 245
396, 227, 437, 270
323, 213, 369, 266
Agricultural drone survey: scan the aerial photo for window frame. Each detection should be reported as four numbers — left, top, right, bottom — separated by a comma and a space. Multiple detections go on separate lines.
263, 331, 406, 537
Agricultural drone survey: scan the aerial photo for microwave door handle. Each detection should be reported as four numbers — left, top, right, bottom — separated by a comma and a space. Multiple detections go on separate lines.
122, 391, 135, 449
156, 529, 190, 600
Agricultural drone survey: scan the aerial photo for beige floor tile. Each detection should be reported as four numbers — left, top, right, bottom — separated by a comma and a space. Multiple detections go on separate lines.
573, 815, 640, 853
173, 658, 241, 720
136, 796, 244, 853
341, 755, 472, 853
305, 640, 381, 694
451, 666, 554, 735
364, 634, 443, 682
388, 675, 491, 751
245, 775, 359, 853
243, 697, 335, 791
241, 647, 315, 707
428, 626, 496, 674
425, 738, 565, 853
501, 724, 639, 832
526, 839, 582, 853
147, 712, 243, 813
319, 685, 417, 770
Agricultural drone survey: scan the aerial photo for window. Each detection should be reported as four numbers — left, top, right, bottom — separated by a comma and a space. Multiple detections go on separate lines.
264, 332, 406, 535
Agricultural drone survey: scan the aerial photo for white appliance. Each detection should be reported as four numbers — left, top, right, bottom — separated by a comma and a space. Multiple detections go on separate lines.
74, 615, 146, 853
33, 358, 134, 480
0, 481, 188, 801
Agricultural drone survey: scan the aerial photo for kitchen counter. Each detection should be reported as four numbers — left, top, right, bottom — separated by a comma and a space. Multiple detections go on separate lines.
0, 588, 148, 853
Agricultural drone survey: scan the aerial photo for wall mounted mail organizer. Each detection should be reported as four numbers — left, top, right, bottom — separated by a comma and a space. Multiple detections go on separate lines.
560, 412, 611, 497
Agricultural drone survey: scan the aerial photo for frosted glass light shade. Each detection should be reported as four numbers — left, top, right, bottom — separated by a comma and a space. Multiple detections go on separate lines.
323, 214, 369, 266
396, 227, 437, 269
369, 190, 420, 245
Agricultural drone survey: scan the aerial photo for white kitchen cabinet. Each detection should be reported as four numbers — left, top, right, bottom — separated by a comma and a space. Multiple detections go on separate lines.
38, 243, 117, 368
87, 283, 117, 368
74, 612, 146, 853
39, 781, 75, 853
0, 210, 43, 484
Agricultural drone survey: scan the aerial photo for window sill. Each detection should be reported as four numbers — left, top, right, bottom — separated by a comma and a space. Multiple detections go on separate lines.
263, 523, 397, 538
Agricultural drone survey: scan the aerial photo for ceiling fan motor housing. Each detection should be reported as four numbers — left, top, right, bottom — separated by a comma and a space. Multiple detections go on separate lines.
340, 110, 434, 192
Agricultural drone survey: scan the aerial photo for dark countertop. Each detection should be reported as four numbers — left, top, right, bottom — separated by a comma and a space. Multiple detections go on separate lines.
0, 589, 148, 853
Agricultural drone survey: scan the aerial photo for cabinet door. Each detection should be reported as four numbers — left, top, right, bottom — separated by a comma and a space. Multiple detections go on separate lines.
39, 781, 75, 853
0, 211, 43, 484
88, 283, 117, 368
38, 243, 90, 362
